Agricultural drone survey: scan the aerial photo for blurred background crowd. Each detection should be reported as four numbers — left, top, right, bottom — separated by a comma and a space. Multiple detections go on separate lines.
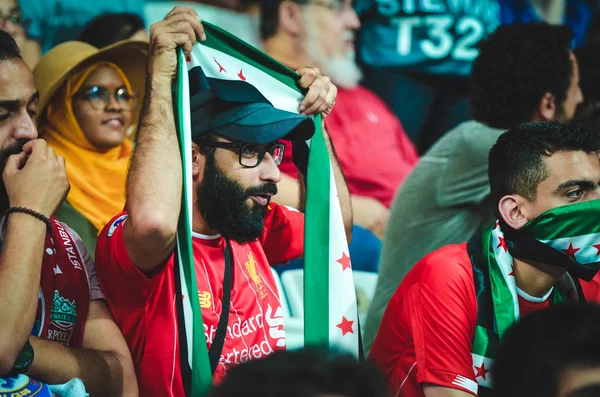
5, 0, 600, 395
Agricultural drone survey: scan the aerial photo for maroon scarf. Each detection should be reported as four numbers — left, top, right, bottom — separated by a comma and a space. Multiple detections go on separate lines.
30, 218, 90, 347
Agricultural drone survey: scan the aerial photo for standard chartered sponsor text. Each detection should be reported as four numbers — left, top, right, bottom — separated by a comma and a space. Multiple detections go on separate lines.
204, 305, 286, 366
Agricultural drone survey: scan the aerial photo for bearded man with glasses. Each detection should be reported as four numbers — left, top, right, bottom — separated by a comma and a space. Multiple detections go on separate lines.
95, 7, 352, 396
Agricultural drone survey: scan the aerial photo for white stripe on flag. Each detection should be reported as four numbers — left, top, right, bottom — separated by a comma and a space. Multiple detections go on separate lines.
491, 227, 520, 320
471, 353, 494, 389
542, 231, 600, 264
328, 166, 359, 356
188, 46, 304, 114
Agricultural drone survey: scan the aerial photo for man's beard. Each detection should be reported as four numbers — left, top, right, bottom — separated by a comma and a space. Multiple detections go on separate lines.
0, 139, 28, 212
303, 19, 362, 89
196, 152, 278, 243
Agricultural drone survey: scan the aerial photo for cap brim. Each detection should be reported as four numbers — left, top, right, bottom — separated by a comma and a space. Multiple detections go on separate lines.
193, 101, 315, 144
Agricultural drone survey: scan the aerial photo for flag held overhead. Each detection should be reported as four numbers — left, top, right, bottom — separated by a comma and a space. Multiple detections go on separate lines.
174, 20, 360, 397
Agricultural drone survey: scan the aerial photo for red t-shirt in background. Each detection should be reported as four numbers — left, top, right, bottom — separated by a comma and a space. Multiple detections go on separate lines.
95, 203, 304, 397
368, 243, 558, 397
279, 85, 418, 208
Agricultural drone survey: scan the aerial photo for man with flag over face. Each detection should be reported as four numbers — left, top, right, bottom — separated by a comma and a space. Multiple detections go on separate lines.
370, 122, 600, 397
95, 6, 352, 397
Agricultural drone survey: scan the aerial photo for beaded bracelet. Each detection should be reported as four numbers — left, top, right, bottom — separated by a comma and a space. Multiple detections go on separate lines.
5, 206, 52, 232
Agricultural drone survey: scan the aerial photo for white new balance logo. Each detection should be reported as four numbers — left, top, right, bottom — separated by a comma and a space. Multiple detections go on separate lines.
452, 375, 478, 394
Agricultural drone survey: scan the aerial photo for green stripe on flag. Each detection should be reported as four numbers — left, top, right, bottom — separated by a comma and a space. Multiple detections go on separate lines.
175, 48, 213, 396
303, 117, 331, 349
523, 200, 600, 240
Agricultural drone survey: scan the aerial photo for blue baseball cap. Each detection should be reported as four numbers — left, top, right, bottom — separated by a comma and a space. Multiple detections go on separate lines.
189, 69, 315, 144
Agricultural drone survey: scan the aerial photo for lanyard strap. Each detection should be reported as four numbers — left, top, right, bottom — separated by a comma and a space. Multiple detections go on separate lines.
175, 239, 233, 395
209, 240, 233, 373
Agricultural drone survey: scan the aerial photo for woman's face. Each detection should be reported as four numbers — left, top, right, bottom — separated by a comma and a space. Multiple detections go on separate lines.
71, 66, 133, 151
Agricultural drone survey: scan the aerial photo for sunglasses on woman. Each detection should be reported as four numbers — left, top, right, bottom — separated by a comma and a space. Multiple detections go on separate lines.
73, 85, 137, 111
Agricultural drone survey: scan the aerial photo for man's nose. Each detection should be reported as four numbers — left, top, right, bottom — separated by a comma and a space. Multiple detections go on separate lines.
13, 110, 38, 141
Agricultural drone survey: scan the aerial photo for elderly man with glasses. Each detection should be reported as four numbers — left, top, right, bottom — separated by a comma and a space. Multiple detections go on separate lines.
262, 0, 418, 273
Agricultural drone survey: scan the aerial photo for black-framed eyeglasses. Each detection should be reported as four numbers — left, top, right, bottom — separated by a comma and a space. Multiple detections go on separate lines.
73, 85, 137, 111
201, 141, 285, 168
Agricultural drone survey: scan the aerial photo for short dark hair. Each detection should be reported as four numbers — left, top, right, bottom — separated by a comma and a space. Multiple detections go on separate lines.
471, 23, 574, 129
208, 349, 387, 397
260, 0, 308, 40
192, 131, 219, 155
77, 12, 146, 48
488, 122, 600, 208
0, 30, 22, 61
492, 303, 600, 397
572, 102, 600, 132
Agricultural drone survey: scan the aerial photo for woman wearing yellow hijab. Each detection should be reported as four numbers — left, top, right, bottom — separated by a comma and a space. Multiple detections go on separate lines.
34, 40, 147, 253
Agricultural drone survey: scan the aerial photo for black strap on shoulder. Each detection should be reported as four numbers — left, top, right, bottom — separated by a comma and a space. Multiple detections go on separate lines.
174, 239, 234, 396
209, 240, 233, 374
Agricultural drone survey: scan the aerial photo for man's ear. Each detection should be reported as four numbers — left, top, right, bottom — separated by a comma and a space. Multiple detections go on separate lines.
192, 142, 205, 180
279, 0, 304, 37
498, 195, 532, 230
536, 92, 557, 122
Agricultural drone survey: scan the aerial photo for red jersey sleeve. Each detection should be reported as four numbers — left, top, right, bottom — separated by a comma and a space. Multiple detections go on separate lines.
260, 203, 304, 265
95, 212, 168, 310
370, 246, 478, 396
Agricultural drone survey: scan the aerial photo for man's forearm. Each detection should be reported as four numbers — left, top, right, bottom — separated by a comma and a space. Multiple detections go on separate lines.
0, 215, 46, 373
128, 77, 182, 226
125, 77, 182, 269
28, 336, 136, 396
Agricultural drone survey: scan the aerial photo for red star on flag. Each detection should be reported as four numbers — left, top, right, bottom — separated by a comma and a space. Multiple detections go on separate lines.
214, 57, 227, 73
493, 221, 500, 230
497, 237, 508, 252
336, 316, 354, 336
594, 244, 600, 257
238, 69, 246, 81
562, 242, 580, 260
185, 55, 191, 63
474, 362, 490, 380
508, 263, 515, 277
336, 252, 351, 271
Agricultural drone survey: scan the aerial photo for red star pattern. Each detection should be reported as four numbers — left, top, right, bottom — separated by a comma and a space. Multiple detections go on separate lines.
185, 55, 191, 63
214, 57, 227, 73
474, 362, 490, 380
508, 263, 515, 277
336, 316, 354, 336
562, 242, 580, 260
497, 237, 508, 252
238, 69, 247, 81
493, 221, 500, 229
594, 244, 600, 257
336, 252, 351, 271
